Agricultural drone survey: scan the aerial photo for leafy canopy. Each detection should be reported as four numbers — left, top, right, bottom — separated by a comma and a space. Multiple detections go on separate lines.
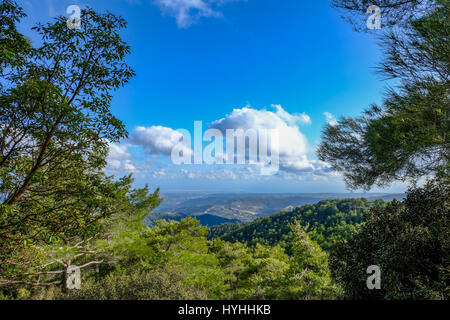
0, 2, 139, 285
318, 0, 449, 189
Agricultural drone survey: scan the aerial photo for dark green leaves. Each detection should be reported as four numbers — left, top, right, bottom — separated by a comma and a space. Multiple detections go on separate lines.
318, 1, 449, 189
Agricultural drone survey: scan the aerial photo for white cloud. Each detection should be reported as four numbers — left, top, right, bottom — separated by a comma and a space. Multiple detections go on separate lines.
107, 160, 137, 173
123, 160, 137, 172
324, 112, 338, 126
271, 104, 311, 126
152, 169, 167, 177
130, 125, 192, 156
154, 0, 246, 28
106, 106, 334, 180
108, 159, 122, 170
211, 105, 306, 160
106, 142, 137, 173
108, 143, 132, 160
210, 105, 330, 175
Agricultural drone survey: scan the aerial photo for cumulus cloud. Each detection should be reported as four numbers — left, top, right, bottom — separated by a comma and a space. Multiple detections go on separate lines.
123, 160, 137, 172
323, 112, 338, 126
271, 104, 311, 126
108, 159, 137, 173
209, 104, 327, 174
210, 105, 310, 156
154, 0, 246, 28
105, 142, 137, 173
108, 143, 131, 160
130, 125, 192, 156
107, 106, 334, 179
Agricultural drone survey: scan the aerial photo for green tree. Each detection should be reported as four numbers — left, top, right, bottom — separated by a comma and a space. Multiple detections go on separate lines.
98, 217, 228, 299
0, 0, 30, 82
330, 179, 449, 299
321, 0, 449, 301
0, 176, 161, 293
280, 222, 341, 299
210, 239, 290, 299
209, 239, 252, 299
0, 3, 138, 287
145, 218, 227, 299
209, 198, 378, 252
318, 0, 449, 189
242, 244, 289, 299
64, 267, 209, 300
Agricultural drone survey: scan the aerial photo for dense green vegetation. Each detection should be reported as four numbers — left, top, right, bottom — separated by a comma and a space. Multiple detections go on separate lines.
321, 0, 450, 299
209, 198, 384, 252
331, 179, 449, 299
0, 0, 448, 300
319, 0, 449, 189
1, 215, 340, 300
0, 0, 136, 287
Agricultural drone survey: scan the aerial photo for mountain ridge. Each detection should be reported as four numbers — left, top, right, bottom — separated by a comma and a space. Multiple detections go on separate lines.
145, 193, 404, 226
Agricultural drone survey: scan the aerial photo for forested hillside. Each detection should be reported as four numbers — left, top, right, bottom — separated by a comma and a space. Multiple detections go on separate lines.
209, 198, 385, 252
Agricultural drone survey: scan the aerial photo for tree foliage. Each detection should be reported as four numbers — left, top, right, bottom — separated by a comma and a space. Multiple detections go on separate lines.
0, 0, 30, 82
331, 0, 437, 30
209, 198, 382, 252
0, 2, 142, 287
330, 179, 449, 299
318, 0, 449, 190
0, 175, 161, 290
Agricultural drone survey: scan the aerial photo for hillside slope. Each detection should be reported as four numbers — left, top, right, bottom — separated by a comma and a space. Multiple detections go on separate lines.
208, 198, 385, 252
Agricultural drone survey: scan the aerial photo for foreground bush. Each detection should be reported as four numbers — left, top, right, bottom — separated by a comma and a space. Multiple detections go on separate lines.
331, 179, 449, 299
30, 267, 208, 300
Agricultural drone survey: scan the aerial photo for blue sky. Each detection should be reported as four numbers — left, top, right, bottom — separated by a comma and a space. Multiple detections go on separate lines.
17, 0, 406, 193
